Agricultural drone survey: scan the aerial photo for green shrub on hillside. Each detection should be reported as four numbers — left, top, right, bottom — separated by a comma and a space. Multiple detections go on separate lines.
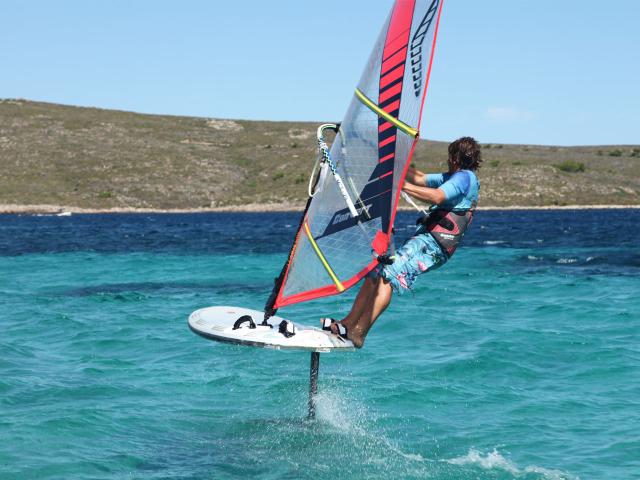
554, 161, 585, 173
609, 149, 623, 157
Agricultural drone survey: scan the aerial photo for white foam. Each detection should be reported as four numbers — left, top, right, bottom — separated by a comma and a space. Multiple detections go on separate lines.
483, 240, 506, 245
314, 391, 356, 431
447, 448, 519, 474
445, 448, 577, 479
556, 258, 578, 264
313, 390, 426, 463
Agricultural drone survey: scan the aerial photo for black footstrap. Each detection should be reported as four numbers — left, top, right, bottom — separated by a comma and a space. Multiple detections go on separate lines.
320, 318, 336, 331
320, 318, 347, 342
377, 254, 395, 265
278, 320, 295, 338
232, 315, 256, 330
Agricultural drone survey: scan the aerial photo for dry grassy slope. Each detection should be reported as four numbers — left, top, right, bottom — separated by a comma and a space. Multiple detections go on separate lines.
1, 99, 639, 209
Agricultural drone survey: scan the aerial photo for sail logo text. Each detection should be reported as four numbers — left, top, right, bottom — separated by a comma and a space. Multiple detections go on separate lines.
332, 204, 373, 225
410, 0, 439, 97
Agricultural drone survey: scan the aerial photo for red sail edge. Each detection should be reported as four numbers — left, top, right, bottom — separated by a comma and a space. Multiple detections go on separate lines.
388, 0, 445, 237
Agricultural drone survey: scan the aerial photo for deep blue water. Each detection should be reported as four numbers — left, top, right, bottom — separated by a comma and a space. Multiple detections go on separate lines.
4, 209, 640, 254
1, 210, 639, 479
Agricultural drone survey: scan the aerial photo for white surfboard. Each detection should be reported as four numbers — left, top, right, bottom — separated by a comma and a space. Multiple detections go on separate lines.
188, 306, 355, 352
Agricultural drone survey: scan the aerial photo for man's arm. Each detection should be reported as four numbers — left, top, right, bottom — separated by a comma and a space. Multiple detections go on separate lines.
406, 166, 450, 189
405, 166, 427, 186
402, 181, 446, 205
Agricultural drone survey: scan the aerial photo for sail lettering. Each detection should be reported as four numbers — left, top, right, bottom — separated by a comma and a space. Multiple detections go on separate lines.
410, 0, 439, 97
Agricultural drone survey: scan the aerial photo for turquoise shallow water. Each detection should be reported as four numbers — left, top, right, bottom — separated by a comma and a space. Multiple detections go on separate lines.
1, 211, 639, 479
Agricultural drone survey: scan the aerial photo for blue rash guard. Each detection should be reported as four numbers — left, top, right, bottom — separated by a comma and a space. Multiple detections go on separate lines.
369, 169, 480, 294
425, 170, 480, 211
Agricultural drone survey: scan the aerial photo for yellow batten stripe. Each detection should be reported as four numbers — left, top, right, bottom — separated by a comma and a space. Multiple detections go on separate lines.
354, 88, 418, 138
303, 222, 345, 292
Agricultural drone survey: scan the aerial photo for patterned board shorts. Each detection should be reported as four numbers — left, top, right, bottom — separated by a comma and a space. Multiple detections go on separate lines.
368, 227, 448, 295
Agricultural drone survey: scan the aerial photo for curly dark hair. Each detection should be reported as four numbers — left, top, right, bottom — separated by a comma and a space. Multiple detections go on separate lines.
448, 136, 482, 171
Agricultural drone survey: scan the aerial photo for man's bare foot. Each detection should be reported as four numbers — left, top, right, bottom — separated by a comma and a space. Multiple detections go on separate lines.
331, 321, 365, 349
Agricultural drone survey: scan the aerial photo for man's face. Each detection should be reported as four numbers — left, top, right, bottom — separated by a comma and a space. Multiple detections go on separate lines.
447, 156, 455, 172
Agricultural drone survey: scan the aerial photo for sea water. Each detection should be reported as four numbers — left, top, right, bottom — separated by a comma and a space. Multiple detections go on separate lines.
1, 210, 638, 480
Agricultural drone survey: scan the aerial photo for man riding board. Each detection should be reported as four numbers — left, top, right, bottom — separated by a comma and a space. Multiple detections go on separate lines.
322, 136, 481, 348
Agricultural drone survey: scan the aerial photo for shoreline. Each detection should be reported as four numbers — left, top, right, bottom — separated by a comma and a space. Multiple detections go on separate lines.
1, 203, 639, 215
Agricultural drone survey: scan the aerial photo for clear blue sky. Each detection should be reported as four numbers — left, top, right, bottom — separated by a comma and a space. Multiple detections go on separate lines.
2, 0, 639, 146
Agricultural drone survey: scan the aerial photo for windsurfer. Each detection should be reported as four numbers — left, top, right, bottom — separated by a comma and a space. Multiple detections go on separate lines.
325, 137, 482, 348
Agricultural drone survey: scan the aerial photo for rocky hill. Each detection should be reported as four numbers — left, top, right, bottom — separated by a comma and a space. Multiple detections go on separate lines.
1, 99, 638, 212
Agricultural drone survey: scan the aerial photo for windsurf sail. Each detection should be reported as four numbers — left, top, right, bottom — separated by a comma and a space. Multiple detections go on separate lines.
265, 0, 444, 316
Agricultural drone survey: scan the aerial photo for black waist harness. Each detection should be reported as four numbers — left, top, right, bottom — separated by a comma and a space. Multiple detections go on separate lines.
417, 209, 474, 257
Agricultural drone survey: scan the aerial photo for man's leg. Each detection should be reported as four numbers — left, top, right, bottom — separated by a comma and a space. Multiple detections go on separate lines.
333, 276, 392, 348
340, 277, 377, 328
349, 277, 393, 347
341, 232, 446, 347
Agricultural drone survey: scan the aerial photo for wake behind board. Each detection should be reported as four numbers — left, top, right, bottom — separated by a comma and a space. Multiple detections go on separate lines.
188, 306, 354, 352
